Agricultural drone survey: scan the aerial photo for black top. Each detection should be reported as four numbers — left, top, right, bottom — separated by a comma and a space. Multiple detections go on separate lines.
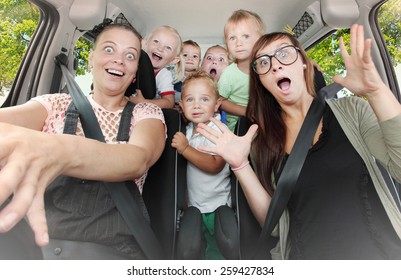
281, 106, 401, 259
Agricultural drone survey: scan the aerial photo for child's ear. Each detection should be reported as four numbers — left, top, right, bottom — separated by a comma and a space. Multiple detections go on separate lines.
178, 100, 184, 110
215, 97, 223, 112
170, 56, 180, 65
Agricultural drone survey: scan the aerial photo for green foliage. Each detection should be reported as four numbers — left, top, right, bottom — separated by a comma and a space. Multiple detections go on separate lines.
307, 29, 350, 84
0, 0, 39, 92
74, 37, 93, 76
0, 0, 93, 93
378, 0, 401, 66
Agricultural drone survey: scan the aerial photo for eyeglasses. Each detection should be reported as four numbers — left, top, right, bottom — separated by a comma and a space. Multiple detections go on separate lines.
252, 45, 300, 75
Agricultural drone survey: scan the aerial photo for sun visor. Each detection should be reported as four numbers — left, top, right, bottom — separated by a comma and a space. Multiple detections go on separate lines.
321, 0, 360, 28
69, 0, 106, 31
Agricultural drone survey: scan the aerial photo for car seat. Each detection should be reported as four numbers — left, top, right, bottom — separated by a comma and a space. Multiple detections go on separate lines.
125, 50, 156, 99
142, 108, 187, 259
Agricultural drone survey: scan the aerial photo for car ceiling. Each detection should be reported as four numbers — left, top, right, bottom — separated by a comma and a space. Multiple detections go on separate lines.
119, 0, 382, 47
56, 0, 384, 49
127, 0, 315, 45
125, 0, 319, 45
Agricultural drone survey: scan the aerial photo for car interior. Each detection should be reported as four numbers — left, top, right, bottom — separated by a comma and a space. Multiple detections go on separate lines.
1, 0, 400, 260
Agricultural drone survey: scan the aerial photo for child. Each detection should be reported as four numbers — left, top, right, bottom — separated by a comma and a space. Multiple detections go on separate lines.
182, 40, 202, 77
218, 9, 265, 131
201, 45, 230, 82
171, 70, 231, 259
130, 25, 184, 109
174, 40, 202, 103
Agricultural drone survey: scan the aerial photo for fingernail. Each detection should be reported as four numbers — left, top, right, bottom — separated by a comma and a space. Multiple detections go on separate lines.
43, 232, 49, 244
0, 212, 18, 231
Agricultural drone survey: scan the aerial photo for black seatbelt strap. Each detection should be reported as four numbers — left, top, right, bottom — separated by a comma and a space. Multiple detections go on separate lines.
55, 55, 163, 259
253, 83, 343, 259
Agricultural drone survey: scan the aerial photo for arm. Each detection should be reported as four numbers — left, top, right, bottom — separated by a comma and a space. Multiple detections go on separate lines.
217, 70, 247, 116
67, 117, 165, 181
333, 24, 401, 122
196, 118, 271, 225
220, 98, 247, 116
0, 100, 48, 130
171, 131, 226, 174
0, 115, 165, 245
130, 89, 175, 109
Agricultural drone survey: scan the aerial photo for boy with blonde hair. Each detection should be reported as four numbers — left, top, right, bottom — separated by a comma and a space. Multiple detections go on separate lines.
172, 70, 231, 259
218, 9, 265, 131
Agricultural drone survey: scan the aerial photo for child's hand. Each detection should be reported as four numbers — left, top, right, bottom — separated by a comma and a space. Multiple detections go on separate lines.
129, 89, 146, 103
171, 132, 189, 154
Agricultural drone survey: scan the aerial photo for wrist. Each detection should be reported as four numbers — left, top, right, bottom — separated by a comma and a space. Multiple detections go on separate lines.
231, 160, 250, 172
181, 144, 189, 155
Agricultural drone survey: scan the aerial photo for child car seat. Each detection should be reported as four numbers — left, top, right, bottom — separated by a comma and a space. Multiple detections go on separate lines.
142, 109, 187, 259
125, 50, 156, 99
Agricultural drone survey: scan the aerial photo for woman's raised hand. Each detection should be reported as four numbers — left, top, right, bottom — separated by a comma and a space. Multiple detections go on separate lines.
196, 117, 258, 169
333, 24, 386, 99
333, 24, 401, 121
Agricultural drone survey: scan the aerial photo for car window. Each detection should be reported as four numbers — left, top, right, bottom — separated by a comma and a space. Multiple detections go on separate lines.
74, 36, 93, 95
378, 0, 401, 93
0, 0, 39, 105
307, 0, 400, 97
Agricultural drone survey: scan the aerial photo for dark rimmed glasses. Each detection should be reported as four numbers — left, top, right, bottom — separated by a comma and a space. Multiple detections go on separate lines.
252, 45, 300, 75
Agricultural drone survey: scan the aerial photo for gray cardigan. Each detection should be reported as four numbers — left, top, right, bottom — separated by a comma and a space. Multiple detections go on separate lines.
271, 96, 401, 259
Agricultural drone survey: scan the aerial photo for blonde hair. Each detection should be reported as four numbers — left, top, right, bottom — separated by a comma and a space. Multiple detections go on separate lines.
224, 9, 265, 38
203, 45, 232, 63
181, 70, 219, 100
146, 25, 184, 83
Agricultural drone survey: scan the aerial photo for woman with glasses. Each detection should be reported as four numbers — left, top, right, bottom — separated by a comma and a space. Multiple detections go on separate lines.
196, 25, 401, 259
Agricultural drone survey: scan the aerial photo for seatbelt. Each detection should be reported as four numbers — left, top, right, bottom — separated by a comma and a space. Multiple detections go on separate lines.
253, 83, 343, 259
55, 54, 164, 259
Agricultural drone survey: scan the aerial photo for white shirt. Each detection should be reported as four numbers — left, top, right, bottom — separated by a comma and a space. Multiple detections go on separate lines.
185, 114, 231, 213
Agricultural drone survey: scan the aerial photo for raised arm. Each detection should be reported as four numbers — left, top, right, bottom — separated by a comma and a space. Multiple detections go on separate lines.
333, 24, 401, 121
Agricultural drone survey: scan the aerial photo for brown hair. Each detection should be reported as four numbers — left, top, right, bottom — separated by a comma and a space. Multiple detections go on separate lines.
94, 23, 142, 50
183, 39, 201, 50
247, 32, 315, 196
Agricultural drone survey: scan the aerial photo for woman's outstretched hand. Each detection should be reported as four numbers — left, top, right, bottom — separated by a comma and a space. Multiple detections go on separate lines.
196, 117, 258, 169
0, 124, 66, 246
333, 24, 387, 99
333, 24, 401, 121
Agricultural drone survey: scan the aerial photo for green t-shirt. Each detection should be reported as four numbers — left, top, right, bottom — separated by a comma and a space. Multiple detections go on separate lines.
218, 63, 249, 131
